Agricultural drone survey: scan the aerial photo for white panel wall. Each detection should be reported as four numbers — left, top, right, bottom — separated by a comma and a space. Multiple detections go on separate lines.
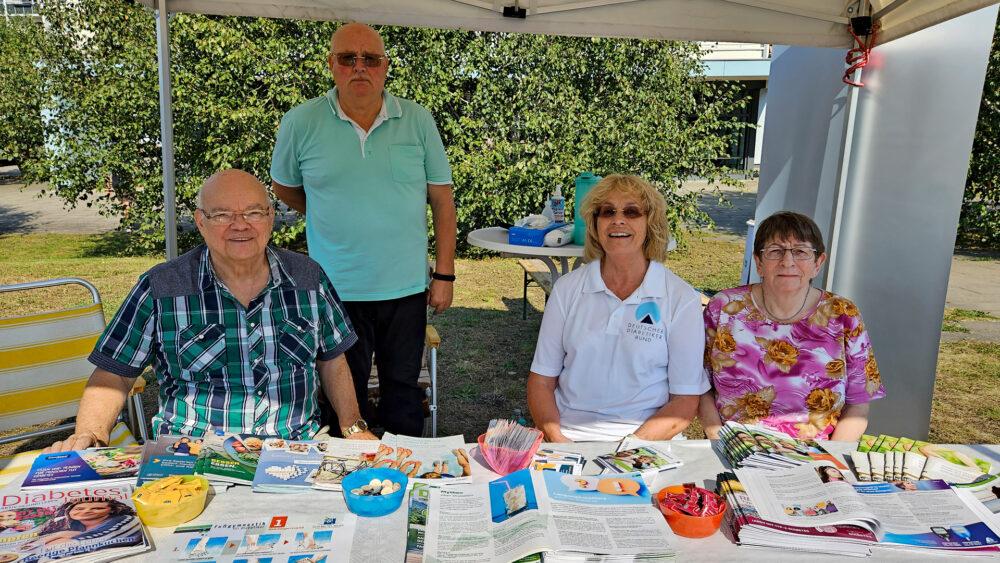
756, 7, 998, 438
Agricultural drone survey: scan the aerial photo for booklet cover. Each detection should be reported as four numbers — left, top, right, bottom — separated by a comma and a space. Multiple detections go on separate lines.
735, 464, 1000, 556
21, 446, 143, 489
0, 484, 150, 561
530, 449, 586, 475
252, 439, 325, 493
137, 435, 200, 485
593, 445, 681, 475
380, 433, 472, 482
311, 439, 380, 492
194, 433, 263, 485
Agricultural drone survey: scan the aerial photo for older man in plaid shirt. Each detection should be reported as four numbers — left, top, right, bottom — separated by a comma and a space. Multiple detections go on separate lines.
46, 169, 376, 452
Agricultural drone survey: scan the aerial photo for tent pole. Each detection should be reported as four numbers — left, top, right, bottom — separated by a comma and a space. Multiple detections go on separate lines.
823, 69, 861, 290
155, 0, 178, 260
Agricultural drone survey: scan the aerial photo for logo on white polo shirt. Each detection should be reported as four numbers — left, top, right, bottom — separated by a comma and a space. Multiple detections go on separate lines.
635, 302, 660, 324
625, 301, 664, 343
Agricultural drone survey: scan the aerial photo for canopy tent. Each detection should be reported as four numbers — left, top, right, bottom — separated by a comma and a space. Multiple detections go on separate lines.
135, 0, 998, 439
136, 0, 998, 259
137, 0, 995, 48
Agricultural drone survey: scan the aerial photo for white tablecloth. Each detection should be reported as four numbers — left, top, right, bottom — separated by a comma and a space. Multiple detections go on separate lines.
129, 440, 1000, 562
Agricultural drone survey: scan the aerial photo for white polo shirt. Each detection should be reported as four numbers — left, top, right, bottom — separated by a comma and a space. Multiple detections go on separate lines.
530, 260, 708, 441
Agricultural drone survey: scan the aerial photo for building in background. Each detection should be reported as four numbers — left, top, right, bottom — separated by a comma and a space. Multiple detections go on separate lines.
700, 42, 771, 170
2, 0, 38, 18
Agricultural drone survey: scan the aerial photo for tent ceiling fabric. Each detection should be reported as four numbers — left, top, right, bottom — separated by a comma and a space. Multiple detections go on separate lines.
137, 0, 997, 49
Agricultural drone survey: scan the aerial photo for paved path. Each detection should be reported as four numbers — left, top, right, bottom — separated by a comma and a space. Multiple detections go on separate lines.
1, 168, 120, 235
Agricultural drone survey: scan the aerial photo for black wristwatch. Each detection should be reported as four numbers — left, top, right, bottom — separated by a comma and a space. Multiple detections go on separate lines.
431, 272, 456, 282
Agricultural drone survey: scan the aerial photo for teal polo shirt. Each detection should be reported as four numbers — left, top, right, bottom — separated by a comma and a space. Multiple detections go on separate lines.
270, 88, 453, 301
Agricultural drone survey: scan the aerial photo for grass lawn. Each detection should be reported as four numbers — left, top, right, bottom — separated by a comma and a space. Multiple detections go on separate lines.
2, 231, 997, 454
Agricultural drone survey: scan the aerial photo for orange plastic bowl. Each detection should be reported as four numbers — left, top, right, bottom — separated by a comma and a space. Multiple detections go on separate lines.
654, 485, 727, 539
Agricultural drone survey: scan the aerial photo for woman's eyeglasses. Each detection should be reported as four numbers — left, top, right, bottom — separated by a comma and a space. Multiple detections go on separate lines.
199, 208, 272, 225
760, 246, 816, 261
334, 52, 387, 68
595, 205, 645, 219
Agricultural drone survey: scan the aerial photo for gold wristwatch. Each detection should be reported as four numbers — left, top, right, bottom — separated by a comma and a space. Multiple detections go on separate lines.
342, 418, 369, 438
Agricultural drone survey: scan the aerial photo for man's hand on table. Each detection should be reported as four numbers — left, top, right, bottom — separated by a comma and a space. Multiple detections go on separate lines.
43, 430, 107, 453
346, 430, 379, 440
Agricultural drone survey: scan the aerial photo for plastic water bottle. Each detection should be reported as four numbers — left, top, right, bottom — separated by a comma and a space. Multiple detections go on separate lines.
550, 185, 566, 223
573, 172, 601, 245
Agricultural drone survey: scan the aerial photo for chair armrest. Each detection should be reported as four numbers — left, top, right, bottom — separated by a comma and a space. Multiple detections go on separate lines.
128, 376, 146, 396
425, 325, 441, 349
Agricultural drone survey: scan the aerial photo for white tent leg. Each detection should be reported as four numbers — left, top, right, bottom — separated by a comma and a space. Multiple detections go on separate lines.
156, 0, 178, 260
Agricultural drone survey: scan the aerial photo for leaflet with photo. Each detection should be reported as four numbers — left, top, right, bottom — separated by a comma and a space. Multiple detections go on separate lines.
137, 435, 199, 485
593, 445, 681, 476
380, 433, 472, 483
312, 439, 381, 492
422, 469, 675, 563
252, 439, 326, 493
194, 433, 264, 486
21, 446, 143, 489
161, 512, 356, 563
529, 449, 586, 475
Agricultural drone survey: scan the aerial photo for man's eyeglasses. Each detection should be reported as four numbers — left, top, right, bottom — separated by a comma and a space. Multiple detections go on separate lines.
595, 205, 645, 220
199, 208, 272, 225
334, 52, 387, 68
760, 246, 817, 261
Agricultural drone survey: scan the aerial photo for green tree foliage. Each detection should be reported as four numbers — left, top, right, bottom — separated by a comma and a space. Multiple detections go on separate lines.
959, 13, 1000, 248
0, 16, 45, 175
24, 0, 745, 253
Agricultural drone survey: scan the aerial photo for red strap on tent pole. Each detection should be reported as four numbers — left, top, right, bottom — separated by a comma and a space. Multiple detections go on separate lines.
843, 24, 878, 87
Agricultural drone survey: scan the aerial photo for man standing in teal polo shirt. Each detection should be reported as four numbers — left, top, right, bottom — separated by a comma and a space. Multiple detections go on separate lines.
270, 23, 456, 437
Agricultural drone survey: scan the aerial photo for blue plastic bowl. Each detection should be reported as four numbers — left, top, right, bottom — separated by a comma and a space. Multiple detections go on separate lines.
342, 467, 408, 517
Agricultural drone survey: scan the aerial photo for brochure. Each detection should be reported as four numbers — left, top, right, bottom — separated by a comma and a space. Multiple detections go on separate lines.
252, 439, 326, 493
593, 445, 681, 476
953, 473, 1000, 522
137, 435, 199, 485
530, 449, 586, 475
422, 469, 676, 562
194, 433, 264, 486
717, 471, 876, 558
405, 482, 431, 563
161, 513, 356, 563
21, 446, 143, 489
380, 433, 472, 482
0, 484, 150, 562
849, 440, 989, 484
735, 464, 1000, 555
312, 439, 381, 492
716, 421, 847, 472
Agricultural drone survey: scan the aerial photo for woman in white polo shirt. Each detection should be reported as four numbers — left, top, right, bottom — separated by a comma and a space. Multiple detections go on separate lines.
527, 175, 708, 442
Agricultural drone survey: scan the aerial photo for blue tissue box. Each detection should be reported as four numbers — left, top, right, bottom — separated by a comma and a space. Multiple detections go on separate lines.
508, 223, 565, 247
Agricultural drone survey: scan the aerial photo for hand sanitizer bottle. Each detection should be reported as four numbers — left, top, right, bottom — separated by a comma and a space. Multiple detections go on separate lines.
550, 185, 566, 224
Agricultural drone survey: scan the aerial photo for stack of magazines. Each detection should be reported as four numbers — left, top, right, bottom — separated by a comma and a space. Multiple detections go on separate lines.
717, 471, 876, 557
715, 421, 848, 471
4, 483, 151, 561
718, 464, 1000, 557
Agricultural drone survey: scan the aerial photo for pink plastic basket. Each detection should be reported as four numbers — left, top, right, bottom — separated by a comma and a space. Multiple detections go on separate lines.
477, 432, 544, 475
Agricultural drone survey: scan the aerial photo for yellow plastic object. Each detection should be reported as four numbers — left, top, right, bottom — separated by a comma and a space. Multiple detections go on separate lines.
132, 475, 209, 528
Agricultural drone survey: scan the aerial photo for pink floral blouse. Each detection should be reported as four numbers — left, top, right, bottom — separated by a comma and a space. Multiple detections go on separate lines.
704, 285, 886, 440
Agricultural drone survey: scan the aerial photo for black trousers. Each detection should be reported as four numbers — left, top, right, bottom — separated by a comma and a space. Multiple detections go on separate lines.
332, 291, 427, 437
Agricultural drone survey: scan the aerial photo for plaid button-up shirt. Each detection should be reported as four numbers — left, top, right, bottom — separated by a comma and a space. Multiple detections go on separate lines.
89, 245, 356, 439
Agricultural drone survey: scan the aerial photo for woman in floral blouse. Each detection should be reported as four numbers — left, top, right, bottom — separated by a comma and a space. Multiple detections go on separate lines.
699, 211, 885, 441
